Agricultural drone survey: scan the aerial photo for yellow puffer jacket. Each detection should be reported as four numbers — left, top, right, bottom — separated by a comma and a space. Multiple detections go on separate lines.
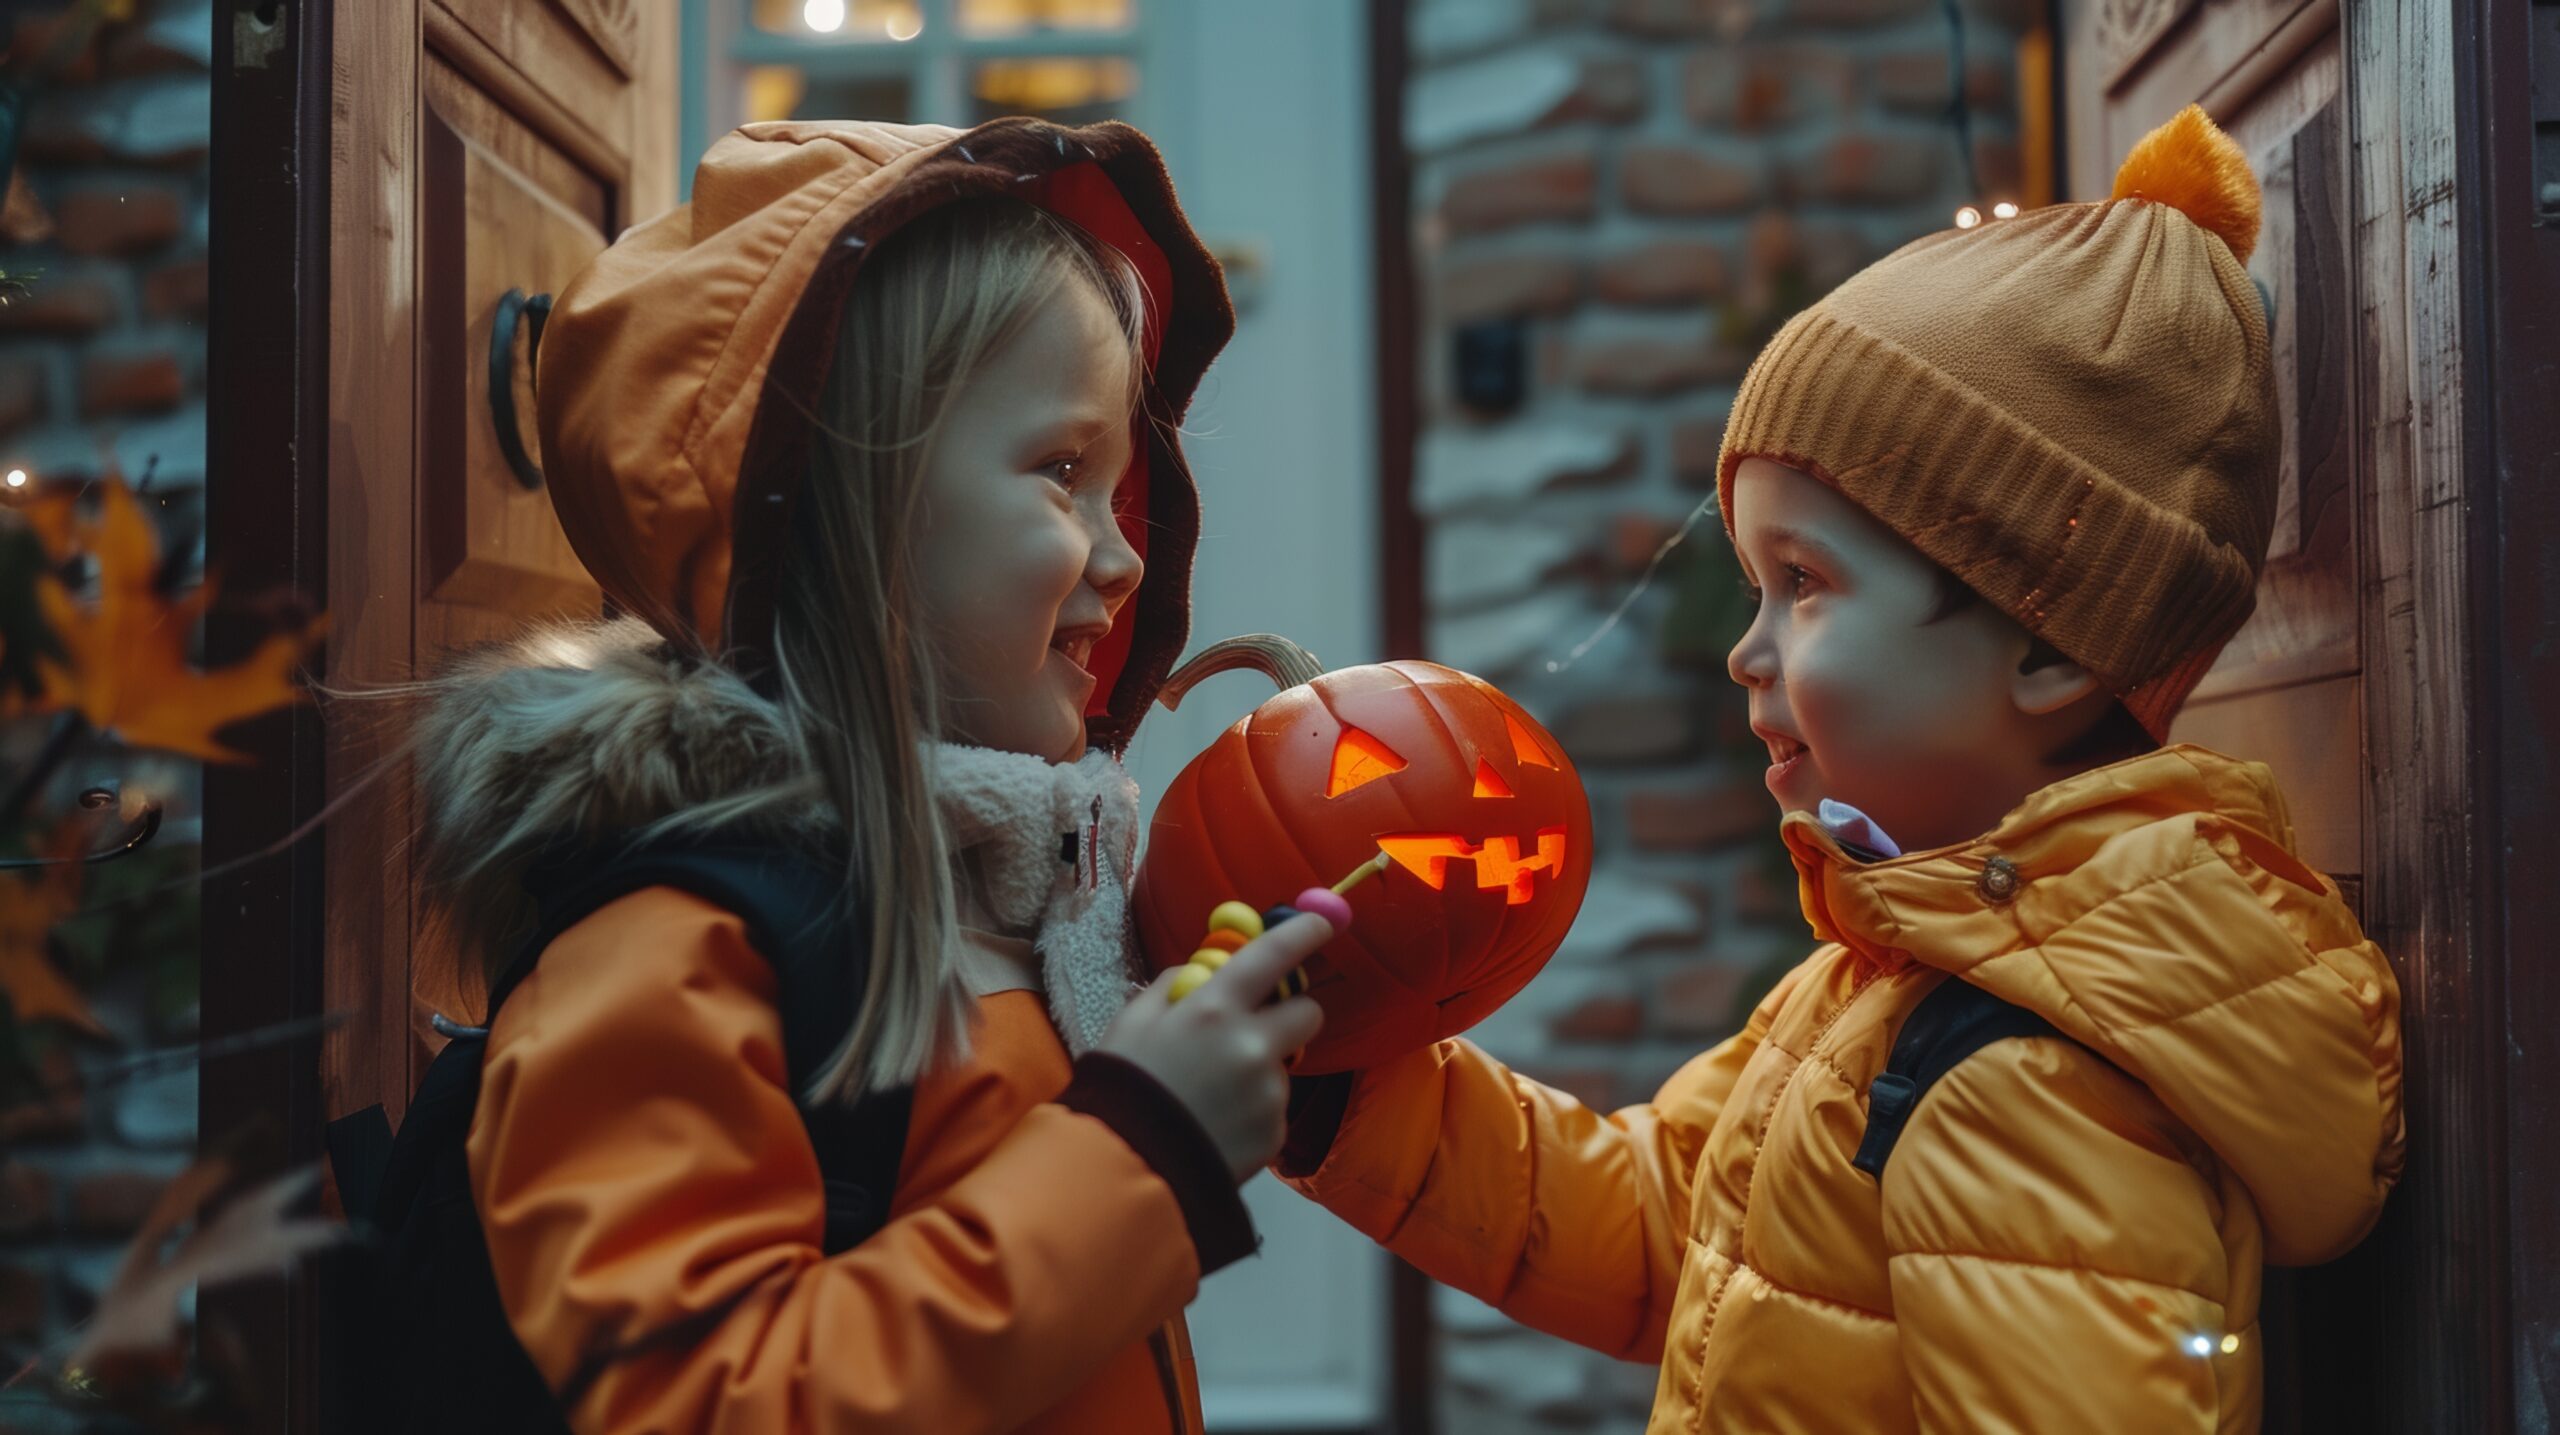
1282, 745, 2404, 1433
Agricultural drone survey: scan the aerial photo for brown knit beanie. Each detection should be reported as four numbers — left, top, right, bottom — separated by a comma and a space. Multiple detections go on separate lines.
1716, 105, 2277, 740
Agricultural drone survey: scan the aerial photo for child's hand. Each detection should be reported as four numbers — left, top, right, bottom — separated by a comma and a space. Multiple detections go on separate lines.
1099, 914, 1331, 1183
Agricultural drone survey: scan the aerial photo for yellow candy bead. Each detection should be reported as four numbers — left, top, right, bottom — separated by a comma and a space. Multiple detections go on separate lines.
1188, 948, 1233, 971
1168, 963, 1216, 1002
1206, 901, 1264, 940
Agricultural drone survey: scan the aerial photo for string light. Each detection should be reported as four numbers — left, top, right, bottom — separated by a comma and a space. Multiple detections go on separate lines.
886, 6, 922, 40
1992, 201, 2019, 220
2186, 1335, 2214, 1357
3, 469, 25, 489
1954, 206, 1983, 229
804, 0, 846, 33
2220, 1334, 2241, 1355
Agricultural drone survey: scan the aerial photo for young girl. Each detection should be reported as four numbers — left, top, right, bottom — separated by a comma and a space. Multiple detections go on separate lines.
403, 120, 1325, 1433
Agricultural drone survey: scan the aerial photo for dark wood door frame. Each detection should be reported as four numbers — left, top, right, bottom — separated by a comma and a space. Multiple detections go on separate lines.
203, 0, 333, 1428
2461, 0, 2559, 1417
1366, 0, 1436, 1432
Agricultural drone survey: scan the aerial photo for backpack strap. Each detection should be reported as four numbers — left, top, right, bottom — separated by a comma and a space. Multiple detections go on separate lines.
488, 839, 911, 1253
1852, 975, 2066, 1179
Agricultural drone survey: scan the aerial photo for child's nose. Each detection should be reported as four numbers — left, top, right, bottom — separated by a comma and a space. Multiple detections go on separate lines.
1088, 513, 1144, 607
1727, 613, 1776, 688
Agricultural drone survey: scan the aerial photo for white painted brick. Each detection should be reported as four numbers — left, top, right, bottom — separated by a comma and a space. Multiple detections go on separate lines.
107, 1066, 194, 1150
1412, 0, 1537, 61
35, 76, 213, 163
1552, 868, 1705, 963
1430, 586, 1587, 678
1416, 421, 1628, 516
1407, 49, 1582, 154
1429, 519, 1584, 607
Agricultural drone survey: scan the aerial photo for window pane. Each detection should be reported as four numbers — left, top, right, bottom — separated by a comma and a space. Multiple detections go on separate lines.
958, 0, 1135, 37
744, 66, 918, 124
750, 0, 926, 43
970, 57, 1137, 126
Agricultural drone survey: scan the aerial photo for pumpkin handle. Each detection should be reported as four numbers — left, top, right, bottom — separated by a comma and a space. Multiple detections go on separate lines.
1156, 634, 1325, 711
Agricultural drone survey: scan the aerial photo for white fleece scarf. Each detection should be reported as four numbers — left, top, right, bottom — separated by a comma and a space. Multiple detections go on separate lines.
928, 743, 1143, 1054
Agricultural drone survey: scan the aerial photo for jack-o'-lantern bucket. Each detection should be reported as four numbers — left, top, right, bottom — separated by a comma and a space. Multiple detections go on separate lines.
1134, 635, 1593, 1073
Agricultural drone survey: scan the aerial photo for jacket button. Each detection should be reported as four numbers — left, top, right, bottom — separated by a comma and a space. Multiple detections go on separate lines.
1977, 855, 2020, 904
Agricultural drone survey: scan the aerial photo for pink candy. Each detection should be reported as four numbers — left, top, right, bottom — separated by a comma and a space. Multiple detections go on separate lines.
1293, 886, 1354, 931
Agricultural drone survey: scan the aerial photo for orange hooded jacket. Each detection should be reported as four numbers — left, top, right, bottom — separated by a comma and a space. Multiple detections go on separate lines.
1281, 745, 2405, 1433
424, 118, 1241, 1434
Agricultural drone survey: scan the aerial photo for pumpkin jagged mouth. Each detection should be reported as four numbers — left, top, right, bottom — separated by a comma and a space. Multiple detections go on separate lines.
1374, 829, 1570, 906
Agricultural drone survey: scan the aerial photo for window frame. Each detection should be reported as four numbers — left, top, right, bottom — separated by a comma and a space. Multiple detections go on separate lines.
685, 0, 1171, 158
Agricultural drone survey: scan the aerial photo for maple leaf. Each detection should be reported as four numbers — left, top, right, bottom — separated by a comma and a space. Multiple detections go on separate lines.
0, 169, 51, 245
63, 1157, 345, 1385
34, 481, 319, 763
0, 821, 101, 1038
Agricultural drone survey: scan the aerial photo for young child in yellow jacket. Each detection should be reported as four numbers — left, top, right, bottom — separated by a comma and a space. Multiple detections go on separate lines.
1277, 106, 2405, 1434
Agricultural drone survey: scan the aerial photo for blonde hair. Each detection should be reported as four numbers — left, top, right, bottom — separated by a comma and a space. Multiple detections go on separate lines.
777, 196, 1150, 1105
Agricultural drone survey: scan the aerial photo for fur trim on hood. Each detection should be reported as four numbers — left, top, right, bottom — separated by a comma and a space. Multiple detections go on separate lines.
412, 618, 1142, 1049
411, 618, 823, 971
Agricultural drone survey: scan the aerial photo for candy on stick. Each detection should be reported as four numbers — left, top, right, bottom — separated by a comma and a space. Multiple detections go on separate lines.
1165, 853, 1391, 1005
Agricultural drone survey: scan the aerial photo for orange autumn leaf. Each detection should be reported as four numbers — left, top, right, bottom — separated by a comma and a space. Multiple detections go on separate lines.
18, 487, 79, 560
0, 828, 102, 1038
35, 480, 319, 763
66, 1158, 345, 1383
0, 171, 54, 247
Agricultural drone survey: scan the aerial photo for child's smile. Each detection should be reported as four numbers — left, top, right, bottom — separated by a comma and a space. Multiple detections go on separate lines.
1756, 724, 1810, 797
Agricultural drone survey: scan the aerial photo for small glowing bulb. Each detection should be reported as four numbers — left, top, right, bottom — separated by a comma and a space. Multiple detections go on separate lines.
1955, 206, 1983, 229
3, 469, 25, 489
1992, 201, 2020, 220
804, 0, 846, 32
885, 7, 922, 39
2220, 1334, 2241, 1354
2186, 1335, 2215, 1357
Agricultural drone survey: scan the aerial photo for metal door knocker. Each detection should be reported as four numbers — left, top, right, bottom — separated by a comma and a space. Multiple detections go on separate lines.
490, 288, 554, 490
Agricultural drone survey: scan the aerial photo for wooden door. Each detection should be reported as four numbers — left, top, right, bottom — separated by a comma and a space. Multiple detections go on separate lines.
325, 1, 677, 1135
2066, 0, 2492, 1424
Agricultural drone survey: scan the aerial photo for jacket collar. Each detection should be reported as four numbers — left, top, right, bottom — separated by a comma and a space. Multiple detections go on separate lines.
1781, 744, 2304, 972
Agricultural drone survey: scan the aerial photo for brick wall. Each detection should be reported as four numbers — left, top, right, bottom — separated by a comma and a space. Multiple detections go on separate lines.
1398, 0, 2020, 1426
0, 0, 210, 1377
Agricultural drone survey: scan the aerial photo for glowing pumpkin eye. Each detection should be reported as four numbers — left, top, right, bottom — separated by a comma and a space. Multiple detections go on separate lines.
1507, 712, 1559, 770
1472, 759, 1513, 798
1327, 726, 1408, 797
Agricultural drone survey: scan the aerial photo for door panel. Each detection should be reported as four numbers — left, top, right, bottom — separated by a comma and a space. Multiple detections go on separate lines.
434, 0, 641, 156
2166, 68, 2361, 891
324, 1, 675, 1133
418, 78, 610, 619
2078, 0, 2470, 1421
550, 0, 647, 78
2173, 673, 2361, 874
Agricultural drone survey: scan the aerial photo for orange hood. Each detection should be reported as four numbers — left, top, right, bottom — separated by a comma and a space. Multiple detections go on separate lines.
533, 118, 1235, 752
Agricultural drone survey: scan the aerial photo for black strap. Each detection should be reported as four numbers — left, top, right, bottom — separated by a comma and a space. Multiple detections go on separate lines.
324, 1103, 395, 1228
1853, 976, 2065, 1179
490, 839, 909, 1253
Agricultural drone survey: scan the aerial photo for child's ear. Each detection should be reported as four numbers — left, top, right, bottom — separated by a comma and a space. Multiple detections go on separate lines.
2011, 649, 2106, 716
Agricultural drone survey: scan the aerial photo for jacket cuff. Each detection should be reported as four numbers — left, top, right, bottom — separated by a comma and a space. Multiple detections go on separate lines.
1058, 1052, 1258, 1275
1276, 1071, 1356, 1178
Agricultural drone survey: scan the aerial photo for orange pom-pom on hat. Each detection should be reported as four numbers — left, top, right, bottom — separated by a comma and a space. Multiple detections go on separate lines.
2110, 103, 2262, 263
1717, 106, 2281, 741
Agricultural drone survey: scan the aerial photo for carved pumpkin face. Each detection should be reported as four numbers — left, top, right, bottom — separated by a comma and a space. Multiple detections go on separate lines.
1135, 645, 1592, 1074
